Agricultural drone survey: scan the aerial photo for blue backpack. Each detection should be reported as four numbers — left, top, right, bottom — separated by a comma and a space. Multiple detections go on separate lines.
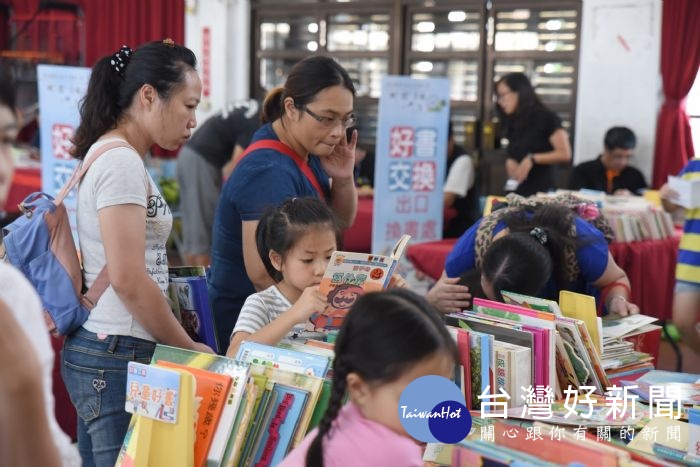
1, 141, 130, 335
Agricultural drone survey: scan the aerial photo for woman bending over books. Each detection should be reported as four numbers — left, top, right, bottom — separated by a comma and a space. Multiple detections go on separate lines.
226, 197, 409, 357
428, 203, 640, 316
280, 289, 457, 467
63, 40, 213, 467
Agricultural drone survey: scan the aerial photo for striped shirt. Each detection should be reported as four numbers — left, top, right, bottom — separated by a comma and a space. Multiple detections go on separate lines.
231, 285, 317, 340
676, 158, 700, 284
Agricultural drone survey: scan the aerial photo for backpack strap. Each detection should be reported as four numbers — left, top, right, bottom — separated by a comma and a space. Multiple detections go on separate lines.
238, 139, 327, 201
58, 140, 136, 311
55, 140, 137, 205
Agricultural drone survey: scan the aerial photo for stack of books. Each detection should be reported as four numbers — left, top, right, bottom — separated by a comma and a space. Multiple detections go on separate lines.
115, 342, 333, 467
601, 314, 660, 384
575, 190, 675, 243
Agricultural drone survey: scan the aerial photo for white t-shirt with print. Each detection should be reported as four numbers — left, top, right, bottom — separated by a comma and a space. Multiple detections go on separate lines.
232, 285, 323, 342
77, 138, 172, 341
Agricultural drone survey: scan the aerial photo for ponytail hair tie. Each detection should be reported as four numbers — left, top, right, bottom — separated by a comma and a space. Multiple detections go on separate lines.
529, 227, 548, 245
110, 45, 133, 78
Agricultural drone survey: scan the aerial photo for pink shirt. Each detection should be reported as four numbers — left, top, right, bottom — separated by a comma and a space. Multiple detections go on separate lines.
279, 402, 423, 467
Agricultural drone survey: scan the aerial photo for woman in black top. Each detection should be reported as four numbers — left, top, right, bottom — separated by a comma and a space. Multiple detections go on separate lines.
496, 72, 572, 196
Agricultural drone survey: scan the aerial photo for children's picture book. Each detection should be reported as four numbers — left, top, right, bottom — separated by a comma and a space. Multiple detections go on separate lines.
312, 234, 411, 329
156, 361, 232, 467
601, 313, 659, 340
116, 365, 196, 467
169, 267, 219, 353
150, 344, 251, 466
252, 384, 310, 467
125, 362, 182, 424
236, 341, 331, 378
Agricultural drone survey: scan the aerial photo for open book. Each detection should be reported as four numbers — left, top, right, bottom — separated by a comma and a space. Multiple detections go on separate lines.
311, 234, 411, 330
668, 175, 700, 209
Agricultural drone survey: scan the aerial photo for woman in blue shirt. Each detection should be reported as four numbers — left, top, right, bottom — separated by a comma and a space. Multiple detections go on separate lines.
427, 203, 640, 317
209, 56, 358, 348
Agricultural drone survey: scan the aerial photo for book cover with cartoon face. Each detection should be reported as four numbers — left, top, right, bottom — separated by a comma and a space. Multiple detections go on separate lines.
312, 252, 391, 329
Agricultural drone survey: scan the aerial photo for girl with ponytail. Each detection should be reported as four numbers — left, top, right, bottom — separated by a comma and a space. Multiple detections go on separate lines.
226, 197, 340, 357
62, 40, 213, 467
280, 289, 458, 467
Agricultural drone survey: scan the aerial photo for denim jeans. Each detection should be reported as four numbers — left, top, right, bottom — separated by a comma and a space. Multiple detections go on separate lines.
61, 327, 156, 467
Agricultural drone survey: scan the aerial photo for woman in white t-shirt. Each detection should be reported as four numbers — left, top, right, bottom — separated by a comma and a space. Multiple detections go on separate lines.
61, 40, 213, 467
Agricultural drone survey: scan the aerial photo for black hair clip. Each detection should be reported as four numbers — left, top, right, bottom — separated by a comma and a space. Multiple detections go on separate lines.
110, 45, 133, 78
529, 227, 548, 245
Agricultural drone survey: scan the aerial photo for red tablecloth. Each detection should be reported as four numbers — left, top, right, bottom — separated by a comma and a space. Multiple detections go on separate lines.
407, 236, 679, 321
51, 335, 77, 440
342, 196, 458, 254
343, 196, 373, 253
5, 166, 41, 213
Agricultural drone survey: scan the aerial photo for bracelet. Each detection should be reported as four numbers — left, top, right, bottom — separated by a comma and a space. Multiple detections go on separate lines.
607, 295, 627, 308
527, 153, 535, 164
600, 280, 631, 311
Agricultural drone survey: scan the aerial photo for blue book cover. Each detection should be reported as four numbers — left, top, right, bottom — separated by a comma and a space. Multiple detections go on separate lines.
236, 341, 331, 378
170, 276, 219, 353
253, 384, 309, 467
125, 361, 181, 424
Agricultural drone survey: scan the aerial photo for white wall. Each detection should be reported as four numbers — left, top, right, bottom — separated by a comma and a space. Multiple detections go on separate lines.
574, 0, 662, 183
185, 0, 250, 126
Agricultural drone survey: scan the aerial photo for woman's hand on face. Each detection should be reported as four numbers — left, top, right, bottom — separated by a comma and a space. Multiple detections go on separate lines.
321, 128, 357, 180
426, 276, 472, 314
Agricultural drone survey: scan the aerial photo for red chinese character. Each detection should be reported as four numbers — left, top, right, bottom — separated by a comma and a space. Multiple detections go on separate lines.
414, 195, 429, 213
412, 161, 436, 192
385, 222, 402, 241
396, 195, 412, 214
421, 220, 437, 240
51, 124, 75, 160
389, 127, 414, 158
404, 221, 419, 238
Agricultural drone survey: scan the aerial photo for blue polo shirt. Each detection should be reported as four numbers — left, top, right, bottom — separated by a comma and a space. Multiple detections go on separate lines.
208, 123, 331, 348
445, 215, 609, 300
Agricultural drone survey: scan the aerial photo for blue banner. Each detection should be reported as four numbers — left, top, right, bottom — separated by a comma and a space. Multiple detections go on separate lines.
372, 76, 450, 255
37, 64, 91, 239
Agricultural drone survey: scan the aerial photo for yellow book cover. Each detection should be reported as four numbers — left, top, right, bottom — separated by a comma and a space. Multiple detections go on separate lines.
559, 290, 601, 354
116, 366, 196, 467
114, 414, 153, 467
145, 366, 197, 467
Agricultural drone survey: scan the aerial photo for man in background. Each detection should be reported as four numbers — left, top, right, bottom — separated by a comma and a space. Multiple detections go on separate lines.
176, 100, 260, 266
569, 126, 647, 195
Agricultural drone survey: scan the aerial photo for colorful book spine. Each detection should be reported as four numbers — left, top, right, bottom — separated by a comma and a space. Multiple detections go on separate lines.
236, 341, 331, 378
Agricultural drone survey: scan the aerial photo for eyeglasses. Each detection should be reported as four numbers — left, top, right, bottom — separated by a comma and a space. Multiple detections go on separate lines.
303, 107, 358, 129
495, 91, 515, 102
